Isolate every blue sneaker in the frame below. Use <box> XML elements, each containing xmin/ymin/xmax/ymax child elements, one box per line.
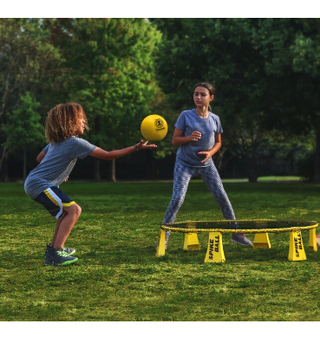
<box><xmin>44</xmin><ymin>245</ymin><xmax>78</xmax><ymax>266</ymax></box>
<box><xmin>45</xmin><ymin>244</ymin><xmax>76</xmax><ymax>256</ymax></box>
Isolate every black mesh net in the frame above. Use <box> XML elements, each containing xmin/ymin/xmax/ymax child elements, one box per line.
<box><xmin>163</xmin><ymin>220</ymin><xmax>318</xmax><ymax>232</ymax></box>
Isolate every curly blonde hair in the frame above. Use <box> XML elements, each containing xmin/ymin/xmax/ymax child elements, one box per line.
<box><xmin>45</xmin><ymin>102</ymin><xmax>89</xmax><ymax>143</ymax></box>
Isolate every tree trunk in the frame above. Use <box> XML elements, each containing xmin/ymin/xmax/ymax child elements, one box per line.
<box><xmin>0</xmin><ymin>149</ymin><xmax>10</xmax><ymax>182</ymax></box>
<box><xmin>106</xmin><ymin>148</ymin><xmax>117</xmax><ymax>182</ymax></box>
<box><xmin>94</xmin><ymin>159</ymin><xmax>101</xmax><ymax>181</ymax></box>
<box><xmin>109</xmin><ymin>159</ymin><xmax>116</xmax><ymax>183</ymax></box>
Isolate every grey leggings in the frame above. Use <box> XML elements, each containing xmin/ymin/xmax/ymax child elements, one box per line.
<box><xmin>163</xmin><ymin>161</ymin><xmax>236</xmax><ymax>224</ymax></box>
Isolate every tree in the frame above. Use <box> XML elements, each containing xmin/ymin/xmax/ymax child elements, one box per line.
<box><xmin>153</xmin><ymin>18</ymin><xmax>320</xmax><ymax>182</ymax></box>
<box><xmin>4</xmin><ymin>92</ymin><xmax>44</xmax><ymax>179</ymax></box>
<box><xmin>153</xmin><ymin>18</ymin><xmax>271</xmax><ymax>181</ymax></box>
<box><xmin>0</xmin><ymin>18</ymin><xmax>62</xmax><ymax>179</ymax></box>
<box><xmin>45</xmin><ymin>18</ymin><xmax>162</xmax><ymax>181</ymax></box>
<box><xmin>255</xmin><ymin>18</ymin><xmax>320</xmax><ymax>181</ymax></box>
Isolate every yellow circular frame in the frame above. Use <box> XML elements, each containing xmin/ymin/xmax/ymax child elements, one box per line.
<box><xmin>161</xmin><ymin>219</ymin><xmax>318</xmax><ymax>234</ymax></box>
<box><xmin>156</xmin><ymin>219</ymin><xmax>319</xmax><ymax>263</ymax></box>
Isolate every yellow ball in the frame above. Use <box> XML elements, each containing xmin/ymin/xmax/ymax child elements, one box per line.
<box><xmin>140</xmin><ymin>115</ymin><xmax>168</xmax><ymax>142</ymax></box>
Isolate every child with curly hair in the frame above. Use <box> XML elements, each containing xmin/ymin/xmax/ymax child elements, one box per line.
<box><xmin>24</xmin><ymin>102</ymin><xmax>157</xmax><ymax>266</ymax></box>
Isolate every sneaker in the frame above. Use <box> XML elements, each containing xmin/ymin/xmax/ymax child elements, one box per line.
<box><xmin>63</xmin><ymin>247</ymin><xmax>76</xmax><ymax>256</ymax></box>
<box><xmin>44</xmin><ymin>245</ymin><xmax>78</xmax><ymax>266</ymax></box>
<box><xmin>231</xmin><ymin>233</ymin><xmax>253</xmax><ymax>247</ymax></box>
<box><xmin>44</xmin><ymin>244</ymin><xmax>76</xmax><ymax>256</ymax></box>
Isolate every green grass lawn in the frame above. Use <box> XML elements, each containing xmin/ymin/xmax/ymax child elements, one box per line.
<box><xmin>1</xmin><ymin>180</ymin><xmax>320</xmax><ymax>321</ymax></box>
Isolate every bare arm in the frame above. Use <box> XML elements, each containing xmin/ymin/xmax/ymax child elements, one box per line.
<box><xmin>90</xmin><ymin>140</ymin><xmax>157</xmax><ymax>161</ymax></box>
<box><xmin>172</xmin><ymin>128</ymin><xmax>202</xmax><ymax>146</ymax></box>
<box><xmin>36</xmin><ymin>150</ymin><xmax>46</xmax><ymax>163</ymax></box>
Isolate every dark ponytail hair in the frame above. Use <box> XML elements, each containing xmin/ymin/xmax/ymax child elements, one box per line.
<box><xmin>193</xmin><ymin>82</ymin><xmax>215</xmax><ymax>96</ymax></box>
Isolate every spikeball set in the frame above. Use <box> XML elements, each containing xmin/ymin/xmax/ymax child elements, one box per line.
<box><xmin>140</xmin><ymin>114</ymin><xmax>168</xmax><ymax>142</ymax></box>
<box><xmin>142</xmin><ymin>116</ymin><xmax>319</xmax><ymax>263</ymax></box>
<box><xmin>155</xmin><ymin>220</ymin><xmax>319</xmax><ymax>263</ymax></box>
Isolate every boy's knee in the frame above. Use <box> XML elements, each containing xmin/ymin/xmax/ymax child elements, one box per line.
<box><xmin>74</xmin><ymin>204</ymin><xmax>82</xmax><ymax>217</ymax></box>
<box><xmin>68</xmin><ymin>203</ymin><xmax>82</xmax><ymax>217</ymax></box>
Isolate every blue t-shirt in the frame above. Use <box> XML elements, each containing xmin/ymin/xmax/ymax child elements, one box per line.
<box><xmin>24</xmin><ymin>136</ymin><xmax>96</xmax><ymax>199</ymax></box>
<box><xmin>175</xmin><ymin>109</ymin><xmax>223</xmax><ymax>167</ymax></box>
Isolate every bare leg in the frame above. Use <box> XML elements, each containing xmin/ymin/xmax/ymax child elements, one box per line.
<box><xmin>52</xmin><ymin>204</ymin><xmax>82</xmax><ymax>249</ymax></box>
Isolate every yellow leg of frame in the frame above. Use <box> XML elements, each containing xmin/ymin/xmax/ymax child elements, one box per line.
<box><xmin>183</xmin><ymin>222</ymin><xmax>200</xmax><ymax>251</ymax></box>
<box><xmin>155</xmin><ymin>229</ymin><xmax>166</xmax><ymax>257</ymax></box>
<box><xmin>204</xmin><ymin>232</ymin><xmax>226</xmax><ymax>263</ymax></box>
<box><xmin>253</xmin><ymin>232</ymin><xmax>271</xmax><ymax>249</ymax></box>
<box><xmin>309</xmin><ymin>227</ymin><xmax>318</xmax><ymax>252</ymax></box>
<box><xmin>288</xmin><ymin>231</ymin><xmax>307</xmax><ymax>261</ymax></box>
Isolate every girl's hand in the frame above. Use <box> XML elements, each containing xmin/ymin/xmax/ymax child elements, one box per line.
<box><xmin>190</xmin><ymin>131</ymin><xmax>202</xmax><ymax>142</ymax></box>
<box><xmin>136</xmin><ymin>140</ymin><xmax>157</xmax><ymax>150</ymax></box>
<box><xmin>198</xmin><ymin>135</ymin><xmax>222</xmax><ymax>162</ymax></box>
<box><xmin>198</xmin><ymin>150</ymin><xmax>214</xmax><ymax>163</ymax></box>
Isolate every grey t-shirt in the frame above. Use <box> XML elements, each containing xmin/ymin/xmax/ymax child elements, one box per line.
<box><xmin>175</xmin><ymin>109</ymin><xmax>223</xmax><ymax>167</ymax></box>
<box><xmin>24</xmin><ymin>136</ymin><xmax>96</xmax><ymax>199</ymax></box>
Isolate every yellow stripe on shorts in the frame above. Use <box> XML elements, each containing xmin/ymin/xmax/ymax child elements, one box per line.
<box><xmin>63</xmin><ymin>201</ymin><xmax>76</xmax><ymax>207</ymax></box>
<box><xmin>44</xmin><ymin>189</ymin><xmax>60</xmax><ymax>206</ymax></box>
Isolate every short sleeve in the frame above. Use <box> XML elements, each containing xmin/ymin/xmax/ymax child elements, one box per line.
<box><xmin>175</xmin><ymin>111</ymin><xmax>186</xmax><ymax>131</ymax></box>
<box><xmin>70</xmin><ymin>137</ymin><xmax>96</xmax><ymax>159</ymax></box>
<box><xmin>214</xmin><ymin>115</ymin><xmax>223</xmax><ymax>135</ymax></box>
<box><xmin>43</xmin><ymin>144</ymin><xmax>50</xmax><ymax>154</ymax></box>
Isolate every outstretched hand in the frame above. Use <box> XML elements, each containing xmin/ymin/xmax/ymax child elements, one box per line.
<box><xmin>136</xmin><ymin>140</ymin><xmax>157</xmax><ymax>150</ymax></box>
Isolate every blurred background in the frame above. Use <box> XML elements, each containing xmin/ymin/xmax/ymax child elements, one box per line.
<box><xmin>1</xmin><ymin>18</ymin><xmax>319</xmax><ymax>183</ymax></box>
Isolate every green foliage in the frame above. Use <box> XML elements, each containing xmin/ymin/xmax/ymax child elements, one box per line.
<box><xmin>46</xmin><ymin>18</ymin><xmax>162</xmax><ymax>148</ymax></box>
<box><xmin>0</xmin><ymin>18</ymin><xmax>166</xmax><ymax>180</ymax></box>
<box><xmin>0</xmin><ymin>18</ymin><xmax>63</xmax><ymax>175</ymax></box>
<box><xmin>4</xmin><ymin>92</ymin><xmax>44</xmax><ymax>150</ymax></box>
<box><xmin>152</xmin><ymin>18</ymin><xmax>320</xmax><ymax>181</ymax></box>
<box><xmin>2</xmin><ymin>18</ymin><xmax>320</xmax><ymax>181</ymax></box>
<box><xmin>0</xmin><ymin>18</ymin><xmax>62</xmax><ymax>117</ymax></box>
